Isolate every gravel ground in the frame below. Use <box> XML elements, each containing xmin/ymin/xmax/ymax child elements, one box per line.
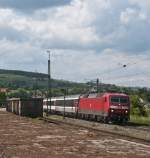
<box><xmin>0</xmin><ymin>110</ymin><xmax>150</xmax><ymax>158</ymax></box>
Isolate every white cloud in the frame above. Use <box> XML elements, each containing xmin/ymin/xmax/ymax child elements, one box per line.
<box><xmin>120</xmin><ymin>8</ymin><xmax>147</xmax><ymax>25</ymax></box>
<box><xmin>0</xmin><ymin>0</ymin><xmax>150</xmax><ymax>87</ymax></box>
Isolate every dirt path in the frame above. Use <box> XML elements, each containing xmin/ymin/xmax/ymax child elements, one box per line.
<box><xmin>0</xmin><ymin>111</ymin><xmax>150</xmax><ymax>158</ymax></box>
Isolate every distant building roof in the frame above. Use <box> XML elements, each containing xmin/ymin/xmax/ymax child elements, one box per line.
<box><xmin>0</xmin><ymin>88</ymin><xmax>9</xmax><ymax>93</ymax></box>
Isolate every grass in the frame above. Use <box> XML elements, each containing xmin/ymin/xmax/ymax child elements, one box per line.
<box><xmin>130</xmin><ymin>115</ymin><xmax>150</xmax><ymax>125</ymax></box>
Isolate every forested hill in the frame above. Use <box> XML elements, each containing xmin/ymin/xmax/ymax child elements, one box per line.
<box><xmin>0</xmin><ymin>69</ymin><xmax>48</xmax><ymax>78</ymax></box>
<box><xmin>0</xmin><ymin>69</ymin><xmax>85</xmax><ymax>89</ymax></box>
<box><xmin>0</xmin><ymin>69</ymin><xmax>149</xmax><ymax>96</ymax></box>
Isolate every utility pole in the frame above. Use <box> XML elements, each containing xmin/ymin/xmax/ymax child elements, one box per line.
<box><xmin>63</xmin><ymin>89</ymin><xmax>66</xmax><ymax>119</ymax></box>
<box><xmin>33</xmin><ymin>69</ymin><xmax>38</xmax><ymax>98</ymax></box>
<box><xmin>47</xmin><ymin>50</ymin><xmax>52</xmax><ymax>114</ymax></box>
<box><xmin>63</xmin><ymin>88</ymin><xmax>68</xmax><ymax>119</ymax></box>
<box><xmin>34</xmin><ymin>77</ymin><xmax>38</xmax><ymax>97</ymax></box>
<box><xmin>96</xmin><ymin>78</ymin><xmax>99</xmax><ymax>93</ymax></box>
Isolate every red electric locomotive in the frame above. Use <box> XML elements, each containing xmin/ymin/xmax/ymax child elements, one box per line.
<box><xmin>78</xmin><ymin>93</ymin><xmax>130</xmax><ymax>123</ymax></box>
<box><xmin>43</xmin><ymin>92</ymin><xmax>130</xmax><ymax>123</ymax></box>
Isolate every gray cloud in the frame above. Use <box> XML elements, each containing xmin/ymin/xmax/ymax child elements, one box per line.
<box><xmin>0</xmin><ymin>27</ymin><xmax>28</xmax><ymax>42</ymax></box>
<box><xmin>2</xmin><ymin>0</ymin><xmax>150</xmax><ymax>53</ymax></box>
<box><xmin>89</xmin><ymin>1</ymin><xmax>150</xmax><ymax>53</ymax></box>
<box><xmin>0</xmin><ymin>0</ymin><xmax>71</xmax><ymax>11</ymax></box>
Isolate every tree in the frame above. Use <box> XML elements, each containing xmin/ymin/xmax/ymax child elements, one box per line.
<box><xmin>8</xmin><ymin>88</ymin><xmax>32</xmax><ymax>99</ymax></box>
<box><xmin>0</xmin><ymin>92</ymin><xmax>7</xmax><ymax>107</ymax></box>
<box><xmin>130</xmin><ymin>95</ymin><xmax>147</xmax><ymax>116</ymax></box>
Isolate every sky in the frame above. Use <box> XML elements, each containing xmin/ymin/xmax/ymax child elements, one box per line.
<box><xmin>0</xmin><ymin>0</ymin><xmax>150</xmax><ymax>87</ymax></box>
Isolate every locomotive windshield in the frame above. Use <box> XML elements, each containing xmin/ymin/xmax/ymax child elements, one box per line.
<box><xmin>110</xmin><ymin>97</ymin><xmax>128</xmax><ymax>103</ymax></box>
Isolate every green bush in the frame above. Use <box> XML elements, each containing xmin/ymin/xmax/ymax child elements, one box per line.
<box><xmin>8</xmin><ymin>88</ymin><xmax>32</xmax><ymax>99</ymax></box>
<box><xmin>130</xmin><ymin>95</ymin><xmax>147</xmax><ymax>116</ymax></box>
<box><xmin>0</xmin><ymin>92</ymin><xmax>7</xmax><ymax>107</ymax></box>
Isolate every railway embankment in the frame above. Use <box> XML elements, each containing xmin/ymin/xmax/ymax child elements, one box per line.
<box><xmin>44</xmin><ymin>115</ymin><xmax>150</xmax><ymax>142</ymax></box>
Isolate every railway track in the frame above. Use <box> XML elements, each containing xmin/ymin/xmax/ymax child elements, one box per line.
<box><xmin>42</xmin><ymin>113</ymin><xmax>150</xmax><ymax>132</ymax></box>
<box><xmin>40</xmin><ymin>115</ymin><xmax>150</xmax><ymax>144</ymax></box>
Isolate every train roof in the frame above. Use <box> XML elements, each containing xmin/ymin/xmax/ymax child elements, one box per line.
<box><xmin>43</xmin><ymin>92</ymin><xmax>129</xmax><ymax>101</ymax></box>
<box><xmin>82</xmin><ymin>92</ymin><xmax>128</xmax><ymax>98</ymax></box>
<box><xmin>44</xmin><ymin>94</ymin><xmax>80</xmax><ymax>101</ymax></box>
<box><xmin>103</xmin><ymin>92</ymin><xmax>128</xmax><ymax>97</ymax></box>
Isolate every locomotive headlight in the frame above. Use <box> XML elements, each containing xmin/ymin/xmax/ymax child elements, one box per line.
<box><xmin>111</xmin><ymin>109</ymin><xmax>114</xmax><ymax>113</ymax></box>
<box><xmin>125</xmin><ymin>110</ymin><xmax>128</xmax><ymax>114</ymax></box>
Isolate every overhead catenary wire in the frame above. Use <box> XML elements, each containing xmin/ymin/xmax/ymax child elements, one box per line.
<box><xmin>93</xmin><ymin>54</ymin><xmax>150</xmax><ymax>87</ymax></box>
<box><xmin>97</xmin><ymin>53</ymin><xmax>150</xmax><ymax>77</ymax></box>
<box><xmin>102</xmin><ymin>70</ymin><xmax>150</xmax><ymax>81</ymax></box>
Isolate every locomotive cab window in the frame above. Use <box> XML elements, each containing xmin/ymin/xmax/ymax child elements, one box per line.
<box><xmin>110</xmin><ymin>97</ymin><xmax>128</xmax><ymax>103</ymax></box>
<box><xmin>110</xmin><ymin>97</ymin><xmax>119</xmax><ymax>103</ymax></box>
<box><xmin>120</xmin><ymin>98</ymin><xmax>128</xmax><ymax>103</ymax></box>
